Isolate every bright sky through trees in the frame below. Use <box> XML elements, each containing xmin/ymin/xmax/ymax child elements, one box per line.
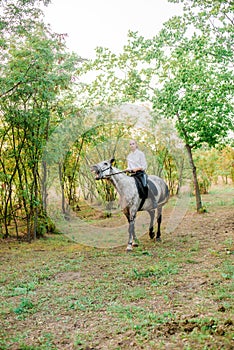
<box><xmin>43</xmin><ymin>0</ymin><xmax>182</xmax><ymax>58</ymax></box>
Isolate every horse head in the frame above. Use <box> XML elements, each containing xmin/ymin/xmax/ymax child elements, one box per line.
<box><xmin>91</xmin><ymin>158</ymin><xmax>115</xmax><ymax>180</ymax></box>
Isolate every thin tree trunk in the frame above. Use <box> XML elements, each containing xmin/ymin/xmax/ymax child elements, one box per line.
<box><xmin>10</xmin><ymin>196</ymin><xmax>19</xmax><ymax>239</ymax></box>
<box><xmin>67</xmin><ymin>136</ymin><xmax>85</xmax><ymax>206</ymax></box>
<box><xmin>59</xmin><ymin>163</ymin><xmax>66</xmax><ymax>214</ymax></box>
<box><xmin>41</xmin><ymin>160</ymin><xmax>47</xmax><ymax>212</ymax></box>
<box><xmin>13</xmin><ymin>127</ymin><xmax>31</xmax><ymax>239</ymax></box>
<box><xmin>185</xmin><ymin>144</ymin><xmax>203</xmax><ymax>212</ymax></box>
<box><xmin>158</xmin><ymin>149</ymin><xmax>168</xmax><ymax>177</ymax></box>
<box><xmin>41</xmin><ymin>115</ymin><xmax>50</xmax><ymax>213</ymax></box>
<box><xmin>33</xmin><ymin>163</ymin><xmax>38</xmax><ymax>240</ymax></box>
<box><xmin>3</xmin><ymin>185</ymin><xmax>10</xmax><ymax>238</ymax></box>
<box><xmin>20</xmin><ymin>157</ymin><xmax>31</xmax><ymax>241</ymax></box>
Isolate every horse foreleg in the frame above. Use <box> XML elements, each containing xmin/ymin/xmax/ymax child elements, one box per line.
<box><xmin>126</xmin><ymin>210</ymin><xmax>139</xmax><ymax>251</ymax></box>
<box><xmin>126</xmin><ymin>219</ymin><xmax>134</xmax><ymax>251</ymax></box>
<box><xmin>156</xmin><ymin>206</ymin><xmax>162</xmax><ymax>242</ymax></box>
<box><xmin>148</xmin><ymin>210</ymin><xmax>155</xmax><ymax>239</ymax></box>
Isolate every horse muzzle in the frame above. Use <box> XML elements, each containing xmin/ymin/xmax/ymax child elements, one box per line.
<box><xmin>91</xmin><ymin>165</ymin><xmax>103</xmax><ymax>180</ymax></box>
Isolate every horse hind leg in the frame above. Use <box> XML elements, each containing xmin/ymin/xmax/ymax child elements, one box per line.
<box><xmin>156</xmin><ymin>206</ymin><xmax>162</xmax><ymax>242</ymax></box>
<box><xmin>148</xmin><ymin>210</ymin><xmax>155</xmax><ymax>240</ymax></box>
<box><xmin>131</xmin><ymin>222</ymin><xmax>139</xmax><ymax>248</ymax></box>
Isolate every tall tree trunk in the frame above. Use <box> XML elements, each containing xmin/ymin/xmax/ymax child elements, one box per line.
<box><xmin>41</xmin><ymin>160</ymin><xmax>47</xmax><ymax>212</ymax></box>
<box><xmin>41</xmin><ymin>116</ymin><xmax>50</xmax><ymax>213</ymax></box>
<box><xmin>59</xmin><ymin>163</ymin><xmax>66</xmax><ymax>215</ymax></box>
<box><xmin>185</xmin><ymin>144</ymin><xmax>203</xmax><ymax>212</ymax></box>
<box><xmin>32</xmin><ymin>163</ymin><xmax>38</xmax><ymax>240</ymax></box>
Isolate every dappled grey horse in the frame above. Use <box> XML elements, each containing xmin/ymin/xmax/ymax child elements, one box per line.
<box><xmin>91</xmin><ymin>159</ymin><xmax>169</xmax><ymax>251</ymax></box>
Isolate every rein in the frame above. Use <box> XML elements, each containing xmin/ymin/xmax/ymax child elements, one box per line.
<box><xmin>99</xmin><ymin>164</ymin><xmax>128</xmax><ymax>179</ymax></box>
<box><xmin>103</xmin><ymin>169</ymin><xmax>127</xmax><ymax>178</ymax></box>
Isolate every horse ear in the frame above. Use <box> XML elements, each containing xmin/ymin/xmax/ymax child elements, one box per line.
<box><xmin>110</xmin><ymin>158</ymin><xmax>115</xmax><ymax>165</ymax></box>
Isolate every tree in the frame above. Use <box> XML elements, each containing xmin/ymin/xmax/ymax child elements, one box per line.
<box><xmin>0</xmin><ymin>0</ymin><xmax>82</xmax><ymax>238</ymax></box>
<box><xmin>78</xmin><ymin>1</ymin><xmax>234</xmax><ymax>212</ymax></box>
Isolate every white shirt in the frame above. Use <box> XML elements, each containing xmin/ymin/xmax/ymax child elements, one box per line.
<box><xmin>127</xmin><ymin>149</ymin><xmax>147</xmax><ymax>171</ymax></box>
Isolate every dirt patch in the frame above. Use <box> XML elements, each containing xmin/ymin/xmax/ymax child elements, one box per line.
<box><xmin>55</xmin><ymin>272</ymin><xmax>81</xmax><ymax>283</ymax></box>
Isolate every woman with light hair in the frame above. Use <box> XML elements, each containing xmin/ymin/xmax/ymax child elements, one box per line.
<box><xmin>126</xmin><ymin>139</ymin><xmax>147</xmax><ymax>173</ymax></box>
<box><xmin>125</xmin><ymin>139</ymin><xmax>157</xmax><ymax>209</ymax></box>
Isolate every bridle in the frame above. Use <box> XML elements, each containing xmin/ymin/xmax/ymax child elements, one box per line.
<box><xmin>95</xmin><ymin>164</ymin><xmax>127</xmax><ymax>179</ymax></box>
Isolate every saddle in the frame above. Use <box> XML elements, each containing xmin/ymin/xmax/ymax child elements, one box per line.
<box><xmin>132</xmin><ymin>171</ymin><xmax>158</xmax><ymax>210</ymax></box>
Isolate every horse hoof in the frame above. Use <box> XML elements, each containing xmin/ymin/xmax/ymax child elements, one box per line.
<box><xmin>132</xmin><ymin>240</ymin><xmax>139</xmax><ymax>247</ymax></box>
<box><xmin>156</xmin><ymin>237</ymin><xmax>161</xmax><ymax>242</ymax></box>
<box><xmin>126</xmin><ymin>244</ymin><xmax>133</xmax><ymax>252</ymax></box>
<box><xmin>149</xmin><ymin>232</ymin><xmax>155</xmax><ymax>240</ymax></box>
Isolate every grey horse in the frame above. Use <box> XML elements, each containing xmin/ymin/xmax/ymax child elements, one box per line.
<box><xmin>91</xmin><ymin>158</ymin><xmax>169</xmax><ymax>251</ymax></box>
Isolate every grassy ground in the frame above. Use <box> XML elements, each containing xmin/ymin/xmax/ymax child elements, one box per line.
<box><xmin>0</xmin><ymin>185</ymin><xmax>233</xmax><ymax>349</ymax></box>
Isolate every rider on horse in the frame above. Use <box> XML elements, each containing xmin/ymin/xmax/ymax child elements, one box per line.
<box><xmin>125</xmin><ymin>139</ymin><xmax>157</xmax><ymax>209</ymax></box>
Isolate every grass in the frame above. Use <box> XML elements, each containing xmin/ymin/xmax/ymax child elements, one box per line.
<box><xmin>0</xmin><ymin>185</ymin><xmax>233</xmax><ymax>349</ymax></box>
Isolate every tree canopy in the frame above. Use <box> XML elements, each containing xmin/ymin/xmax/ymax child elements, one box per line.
<box><xmin>78</xmin><ymin>0</ymin><xmax>233</xmax><ymax>210</ymax></box>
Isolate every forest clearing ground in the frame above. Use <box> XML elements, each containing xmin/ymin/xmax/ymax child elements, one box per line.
<box><xmin>0</xmin><ymin>185</ymin><xmax>233</xmax><ymax>349</ymax></box>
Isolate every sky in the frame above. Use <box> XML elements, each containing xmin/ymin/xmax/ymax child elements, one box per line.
<box><xmin>43</xmin><ymin>0</ymin><xmax>183</xmax><ymax>59</ymax></box>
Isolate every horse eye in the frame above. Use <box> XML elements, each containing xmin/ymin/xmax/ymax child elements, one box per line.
<box><xmin>103</xmin><ymin>162</ymin><xmax>108</xmax><ymax>166</ymax></box>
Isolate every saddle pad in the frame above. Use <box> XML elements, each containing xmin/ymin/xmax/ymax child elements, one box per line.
<box><xmin>148</xmin><ymin>178</ymin><xmax>158</xmax><ymax>196</ymax></box>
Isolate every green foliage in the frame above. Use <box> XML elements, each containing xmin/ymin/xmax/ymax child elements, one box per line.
<box><xmin>194</xmin><ymin>148</ymin><xmax>218</xmax><ymax>193</ymax></box>
<box><xmin>0</xmin><ymin>0</ymin><xmax>82</xmax><ymax>239</ymax></box>
<box><xmin>220</xmin><ymin>261</ymin><xmax>234</xmax><ymax>280</ymax></box>
<box><xmin>193</xmin><ymin>146</ymin><xmax>234</xmax><ymax>193</ymax></box>
<box><xmin>132</xmin><ymin>261</ymin><xmax>179</xmax><ymax>281</ymax></box>
<box><xmin>217</xmin><ymin>146</ymin><xmax>234</xmax><ymax>183</ymax></box>
<box><xmin>13</xmin><ymin>297</ymin><xmax>35</xmax><ymax>316</ymax></box>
